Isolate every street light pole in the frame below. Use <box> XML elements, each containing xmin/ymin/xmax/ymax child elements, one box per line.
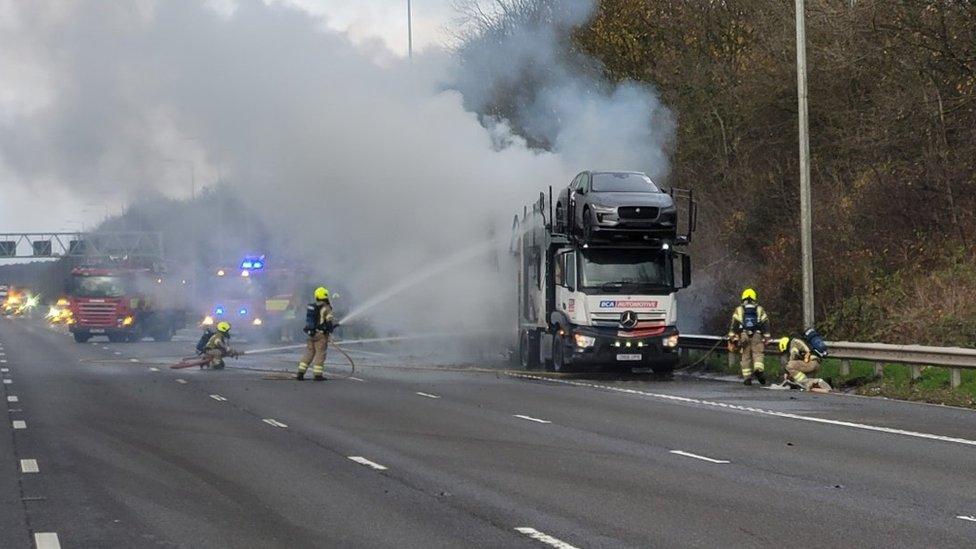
<box><xmin>407</xmin><ymin>0</ymin><xmax>413</xmax><ymax>58</ymax></box>
<box><xmin>795</xmin><ymin>0</ymin><xmax>815</xmax><ymax>329</ymax></box>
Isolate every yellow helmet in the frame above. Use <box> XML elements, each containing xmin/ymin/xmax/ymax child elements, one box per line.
<box><xmin>778</xmin><ymin>336</ymin><xmax>790</xmax><ymax>353</ymax></box>
<box><xmin>217</xmin><ymin>321</ymin><xmax>231</xmax><ymax>333</ymax></box>
<box><xmin>741</xmin><ymin>288</ymin><xmax>757</xmax><ymax>301</ymax></box>
<box><xmin>314</xmin><ymin>287</ymin><xmax>330</xmax><ymax>300</ymax></box>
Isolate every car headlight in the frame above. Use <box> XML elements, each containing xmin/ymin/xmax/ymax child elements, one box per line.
<box><xmin>202</xmin><ymin>316</ymin><xmax>214</xmax><ymax>326</ymax></box>
<box><xmin>663</xmin><ymin>334</ymin><xmax>679</xmax><ymax>348</ymax></box>
<box><xmin>574</xmin><ymin>333</ymin><xmax>596</xmax><ymax>348</ymax></box>
<box><xmin>252</xmin><ymin>318</ymin><xmax>263</xmax><ymax>326</ymax></box>
<box><xmin>590</xmin><ymin>204</ymin><xmax>616</xmax><ymax>214</ymax></box>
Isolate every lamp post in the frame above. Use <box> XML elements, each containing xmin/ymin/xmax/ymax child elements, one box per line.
<box><xmin>795</xmin><ymin>0</ymin><xmax>815</xmax><ymax>329</ymax></box>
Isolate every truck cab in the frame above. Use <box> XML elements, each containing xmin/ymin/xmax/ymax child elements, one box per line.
<box><xmin>514</xmin><ymin>187</ymin><xmax>694</xmax><ymax>374</ymax></box>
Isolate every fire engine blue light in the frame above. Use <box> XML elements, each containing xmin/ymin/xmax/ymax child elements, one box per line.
<box><xmin>240</xmin><ymin>255</ymin><xmax>266</xmax><ymax>271</ymax></box>
<box><xmin>215</xmin><ymin>307</ymin><xmax>225</xmax><ymax>316</ymax></box>
<box><xmin>239</xmin><ymin>308</ymin><xmax>247</xmax><ymax>316</ymax></box>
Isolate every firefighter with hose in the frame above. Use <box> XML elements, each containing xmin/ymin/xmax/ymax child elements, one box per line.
<box><xmin>777</xmin><ymin>331</ymin><xmax>832</xmax><ymax>392</ymax></box>
<box><xmin>205</xmin><ymin>321</ymin><xmax>242</xmax><ymax>369</ymax></box>
<box><xmin>296</xmin><ymin>287</ymin><xmax>338</xmax><ymax>381</ymax></box>
<box><xmin>728</xmin><ymin>288</ymin><xmax>770</xmax><ymax>385</ymax></box>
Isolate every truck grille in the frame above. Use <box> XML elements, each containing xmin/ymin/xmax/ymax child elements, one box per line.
<box><xmin>618</xmin><ymin>206</ymin><xmax>659</xmax><ymax>220</ymax></box>
<box><xmin>591</xmin><ymin>312</ymin><xmax>666</xmax><ymax>325</ymax></box>
<box><xmin>77</xmin><ymin>302</ymin><xmax>118</xmax><ymax>325</ymax></box>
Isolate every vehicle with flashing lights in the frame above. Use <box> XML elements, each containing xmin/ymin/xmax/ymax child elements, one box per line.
<box><xmin>512</xmin><ymin>182</ymin><xmax>696</xmax><ymax>374</ymax></box>
<box><xmin>65</xmin><ymin>266</ymin><xmax>191</xmax><ymax>343</ymax></box>
<box><xmin>198</xmin><ymin>256</ymin><xmax>303</xmax><ymax>342</ymax></box>
<box><xmin>46</xmin><ymin>297</ymin><xmax>74</xmax><ymax>325</ymax></box>
<box><xmin>2</xmin><ymin>287</ymin><xmax>39</xmax><ymax>316</ymax></box>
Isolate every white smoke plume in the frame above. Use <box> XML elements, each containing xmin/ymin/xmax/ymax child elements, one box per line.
<box><xmin>0</xmin><ymin>0</ymin><xmax>675</xmax><ymax>335</ymax></box>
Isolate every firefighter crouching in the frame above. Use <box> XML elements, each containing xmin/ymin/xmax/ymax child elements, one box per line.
<box><xmin>728</xmin><ymin>288</ymin><xmax>770</xmax><ymax>385</ymax></box>
<box><xmin>777</xmin><ymin>333</ymin><xmax>832</xmax><ymax>392</ymax></box>
<box><xmin>205</xmin><ymin>322</ymin><xmax>241</xmax><ymax>369</ymax></box>
<box><xmin>297</xmin><ymin>287</ymin><xmax>338</xmax><ymax>381</ymax></box>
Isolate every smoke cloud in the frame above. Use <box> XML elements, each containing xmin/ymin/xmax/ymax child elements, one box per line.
<box><xmin>0</xmin><ymin>0</ymin><xmax>675</xmax><ymax>336</ymax></box>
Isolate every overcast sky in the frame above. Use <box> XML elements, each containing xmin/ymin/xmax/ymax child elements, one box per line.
<box><xmin>0</xmin><ymin>0</ymin><xmax>456</xmax><ymax>233</ymax></box>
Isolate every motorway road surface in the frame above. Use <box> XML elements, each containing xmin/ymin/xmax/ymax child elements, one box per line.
<box><xmin>1</xmin><ymin>317</ymin><xmax>975</xmax><ymax>548</ymax></box>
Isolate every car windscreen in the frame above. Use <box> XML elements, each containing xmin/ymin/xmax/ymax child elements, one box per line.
<box><xmin>591</xmin><ymin>173</ymin><xmax>659</xmax><ymax>193</ymax></box>
<box><xmin>579</xmin><ymin>249</ymin><xmax>672</xmax><ymax>291</ymax></box>
<box><xmin>66</xmin><ymin>276</ymin><xmax>130</xmax><ymax>298</ymax></box>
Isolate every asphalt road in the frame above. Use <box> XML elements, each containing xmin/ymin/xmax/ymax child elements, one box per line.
<box><xmin>2</xmin><ymin>317</ymin><xmax>975</xmax><ymax>548</ymax></box>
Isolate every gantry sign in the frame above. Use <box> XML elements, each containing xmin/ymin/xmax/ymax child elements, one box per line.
<box><xmin>0</xmin><ymin>232</ymin><xmax>163</xmax><ymax>260</ymax></box>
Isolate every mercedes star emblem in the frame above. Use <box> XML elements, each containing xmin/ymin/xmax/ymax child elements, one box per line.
<box><xmin>620</xmin><ymin>310</ymin><xmax>638</xmax><ymax>329</ymax></box>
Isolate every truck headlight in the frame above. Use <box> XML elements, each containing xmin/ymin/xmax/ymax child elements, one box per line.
<box><xmin>252</xmin><ymin>318</ymin><xmax>263</xmax><ymax>326</ymax></box>
<box><xmin>663</xmin><ymin>334</ymin><xmax>679</xmax><ymax>348</ymax></box>
<box><xmin>574</xmin><ymin>333</ymin><xmax>596</xmax><ymax>348</ymax></box>
<box><xmin>202</xmin><ymin>316</ymin><xmax>214</xmax><ymax>326</ymax></box>
<box><xmin>122</xmin><ymin>316</ymin><xmax>134</xmax><ymax>326</ymax></box>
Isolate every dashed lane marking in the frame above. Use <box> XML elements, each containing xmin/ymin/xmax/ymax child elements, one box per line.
<box><xmin>514</xmin><ymin>414</ymin><xmax>552</xmax><ymax>424</ymax></box>
<box><xmin>348</xmin><ymin>456</ymin><xmax>388</xmax><ymax>470</ymax></box>
<box><xmin>209</xmin><ymin>394</ymin><xmax>228</xmax><ymax>402</ymax></box>
<box><xmin>12</xmin><ymin>420</ymin><xmax>26</xmax><ymax>429</ymax></box>
<box><xmin>20</xmin><ymin>459</ymin><xmax>39</xmax><ymax>473</ymax></box>
<box><xmin>514</xmin><ymin>527</ymin><xmax>580</xmax><ymax>549</ymax></box>
<box><xmin>511</xmin><ymin>374</ymin><xmax>976</xmax><ymax>448</ymax></box>
<box><xmin>175</xmin><ymin>379</ymin><xmax>188</xmax><ymax>384</ymax></box>
<box><xmin>3</xmin><ymin>379</ymin><xmax>11</xmax><ymax>385</ymax></box>
<box><xmin>7</xmin><ymin>396</ymin><xmax>18</xmax><ymax>403</ymax></box>
<box><xmin>670</xmin><ymin>450</ymin><xmax>730</xmax><ymax>464</ymax></box>
<box><xmin>113</xmin><ymin>352</ymin><xmax>122</xmax><ymax>355</ymax></box>
<box><xmin>34</xmin><ymin>532</ymin><xmax>61</xmax><ymax>549</ymax></box>
<box><xmin>958</xmin><ymin>515</ymin><xmax>976</xmax><ymax>523</ymax></box>
<box><xmin>262</xmin><ymin>418</ymin><xmax>288</xmax><ymax>428</ymax></box>
<box><xmin>0</xmin><ymin>368</ymin><xmax>8</xmax><ymax>372</ymax></box>
<box><xmin>129</xmin><ymin>359</ymin><xmax>139</xmax><ymax>363</ymax></box>
<box><xmin>415</xmin><ymin>392</ymin><xmax>441</xmax><ymax>399</ymax></box>
<box><xmin>149</xmin><ymin>367</ymin><xmax>159</xmax><ymax>372</ymax></box>
<box><xmin>348</xmin><ymin>376</ymin><xmax>365</xmax><ymax>382</ymax></box>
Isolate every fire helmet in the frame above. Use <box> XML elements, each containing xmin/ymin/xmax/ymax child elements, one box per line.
<box><xmin>314</xmin><ymin>287</ymin><xmax>330</xmax><ymax>301</ymax></box>
<box><xmin>217</xmin><ymin>321</ymin><xmax>231</xmax><ymax>333</ymax></box>
<box><xmin>741</xmin><ymin>288</ymin><xmax>757</xmax><ymax>302</ymax></box>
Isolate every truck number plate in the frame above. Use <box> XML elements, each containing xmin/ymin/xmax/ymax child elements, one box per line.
<box><xmin>616</xmin><ymin>353</ymin><xmax>642</xmax><ymax>361</ymax></box>
<box><xmin>90</xmin><ymin>329</ymin><xmax>105</xmax><ymax>334</ymax></box>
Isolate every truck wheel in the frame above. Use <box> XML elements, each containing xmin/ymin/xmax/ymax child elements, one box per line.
<box><xmin>107</xmin><ymin>333</ymin><xmax>127</xmax><ymax>343</ymax></box>
<box><xmin>652</xmin><ymin>359</ymin><xmax>677</xmax><ymax>378</ymax></box>
<box><xmin>551</xmin><ymin>333</ymin><xmax>569</xmax><ymax>373</ymax></box>
<box><xmin>519</xmin><ymin>330</ymin><xmax>539</xmax><ymax>370</ymax></box>
<box><xmin>73</xmin><ymin>332</ymin><xmax>91</xmax><ymax>343</ymax></box>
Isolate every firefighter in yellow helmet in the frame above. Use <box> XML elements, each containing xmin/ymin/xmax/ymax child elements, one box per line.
<box><xmin>728</xmin><ymin>288</ymin><xmax>770</xmax><ymax>385</ymax></box>
<box><xmin>204</xmin><ymin>321</ymin><xmax>241</xmax><ymax>369</ymax></box>
<box><xmin>778</xmin><ymin>336</ymin><xmax>831</xmax><ymax>392</ymax></box>
<box><xmin>297</xmin><ymin>287</ymin><xmax>337</xmax><ymax>381</ymax></box>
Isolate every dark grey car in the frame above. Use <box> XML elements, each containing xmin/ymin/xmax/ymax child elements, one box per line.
<box><xmin>555</xmin><ymin>171</ymin><xmax>677</xmax><ymax>241</ymax></box>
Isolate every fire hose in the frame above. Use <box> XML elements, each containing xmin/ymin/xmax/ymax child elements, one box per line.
<box><xmin>170</xmin><ymin>342</ymin><xmax>357</xmax><ymax>379</ymax></box>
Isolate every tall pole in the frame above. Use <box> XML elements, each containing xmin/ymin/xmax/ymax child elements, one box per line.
<box><xmin>795</xmin><ymin>0</ymin><xmax>815</xmax><ymax>328</ymax></box>
<box><xmin>407</xmin><ymin>0</ymin><xmax>413</xmax><ymax>58</ymax></box>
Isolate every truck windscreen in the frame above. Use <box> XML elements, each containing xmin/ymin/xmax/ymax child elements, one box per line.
<box><xmin>66</xmin><ymin>276</ymin><xmax>130</xmax><ymax>298</ymax></box>
<box><xmin>579</xmin><ymin>249</ymin><xmax>672</xmax><ymax>291</ymax></box>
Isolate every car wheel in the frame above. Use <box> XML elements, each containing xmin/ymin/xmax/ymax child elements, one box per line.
<box><xmin>582</xmin><ymin>208</ymin><xmax>593</xmax><ymax>241</ymax></box>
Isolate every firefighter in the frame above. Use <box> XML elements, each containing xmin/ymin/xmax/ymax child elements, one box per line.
<box><xmin>778</xmin><ymin>336</ymin><xmax>832</xmax><ymax>392</ymax></box>
<box><xmin>205</xmin><ymin>321</ymin><xmax>241</xmax><ymax>369</ymax></box>
<box><xmin>297</xmin><ymin>287</ymin><xmax>337</xmax><ymax>381</ymax></box>
<box><xmin>728</xmin><ymin>288</ymin><xmax>770</xmax><ymax>385</ymax></box>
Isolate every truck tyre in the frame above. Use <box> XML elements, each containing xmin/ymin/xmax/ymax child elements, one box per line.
<box><xmin>73</xmin><ymin>332</ymin><xmax>91</xmax><ymax>343</ymax></box>
<box><xmin>550</xmin><ymin>333</ymin><xmax>569</xmax><ymax>373</ymax></box>
<box><xmin>108</xmin><ymin>333</ymin><xmax>127</xmax><ymax>343</ymax></box>
<box><xmin>652</xmin><ymin>358</ymin><xmax>678</xmax><ymax>377</ymax></box>
<box><xmin>519</xmin><ymin>330</ymin><xmax>540</xmax><ymax>370</ymax></box>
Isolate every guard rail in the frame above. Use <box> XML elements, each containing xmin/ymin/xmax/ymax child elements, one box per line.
<box><xmin>679</xmin><ymin>335</ymin><xmax>976</xmax><ymax>388</ymax></box>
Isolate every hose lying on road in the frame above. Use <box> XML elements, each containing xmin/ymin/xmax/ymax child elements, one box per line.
<box><xmin>169</xmin><ymin>341</ymin><xmax>357</xmax><ymax>379</ymax></box>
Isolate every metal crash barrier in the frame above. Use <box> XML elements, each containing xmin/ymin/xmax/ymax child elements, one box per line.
<box><xmin>679</xmin><ymin>335</ymin><xmax>976</xmax><ymax>388</ymax></box>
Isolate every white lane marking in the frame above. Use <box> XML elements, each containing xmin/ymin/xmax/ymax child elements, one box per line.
<box><xmin>0</xmin><ymin>359</ymin><xmax>6</xmax><ymax>363</ymax></box>
<box><xmin>129</xmin><ymin>359</ymin><xmax>139</xmax><ymax>363</ymax></box>
<box><xmin>514</xmin><ymin>414</ymin><xmax>552</xmax><ymax>424</ymax></box>
<box><xmin>511</xmin><ymin>374</ymin><xmax>976</xmax><ymax>448</ymax></box>
<box><xmin>0</xmin><ymin>368</ymin><xmax>8</xmax><ymax>372</ymax></box>
<box><xmin>415</xmin><ymin>392</ymin><xmax>441</xmax><ymax>399</ymax></box>
<box><xmin>958</xmin><ymin>515</ymin><xmax>976</xmax><ymax>523</ymax></box>
<box><xmin>175</xmin><ymin>379</ymin><xmax>187</xmax><ymax>384</ymax></box>
<box><xmin>514</xmin><ymin>527</ymin><xmax>580</xmax><ymax>549</ymax></box>
<box><xmin>34</xmin><ymin>532</ymin><xmax>61</xmax><ymax>549</ymax></box>
<box><xmin>113</xmin><ymin>352</ymin><xmax>122</xmax><ymax>355</ymax></box>
<box><xmin>348</xmin><ymin>456</ymin><xmax>388</xmax><ymax>470</ymax></box>
<box><xmin>12</xmin><ymin>420</ymin><xmax>26</xmax><ymax>429</ymax></box>
<box><xmin>0</xmin><ymin>352</ymin><xmax>5</xmax><ymax>356</ymax></box>
<box><xmin>348</xmin><ymin>376</ymin><xmax>365</xmax><ymax>382</ymax></box>
<box><xmin>102</xmin><ymin>346</ymin><xmax>109</xmax><ymax>350</ymax></box>
<box><xmin>209</xmin><ymin>394</ymin><xmax>228</xmax><ymax>402</ymax></box>
<box><xmin>2</xmin><ymin>379</ymin><xmax>11</xmax><ymax>384</ymax></box>
<box><xmin>263</xmin><ymin>418</ymin><xmax>288</xmax><ymax>428</ymax></box>
<box><xmin>670</xmin><ymin>450</ymin><xmax>730</xmax><ymax>464</ymax></box>
<box><xmin>20</xmin><ymin>459</ymin><xmax>39</xmax><ymax>473</ymax></box>
<box><xmin>7</xmin><ymin>396</ymin><xmax>18</xmax><ymax>403</ymax></box>
<box><xmin>149</xmin><ymin>367</ymin><xmax>159</xmax><ymax>372</ymax></box>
